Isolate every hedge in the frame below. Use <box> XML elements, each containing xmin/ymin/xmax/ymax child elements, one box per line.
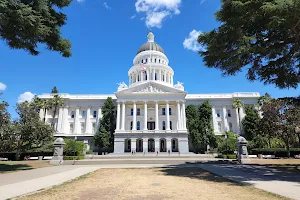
<box><xmin>63</xmin><ymin>156</ymin><xmax>85</xmax><ymax>160</ymax></box>
<box><xmin>0</xmin><ymin>151</ymin><xmax>53</xmax><ymax>161</ymax></box>
<box><xmin>250</xmin><ymin>148</ymin><xmax>300</xmax><ymax>157</ymax></box>
<box><xmin>216</xmin><ymin>154</ymin><xmax>236</xmax><ymax>159</ymax></box>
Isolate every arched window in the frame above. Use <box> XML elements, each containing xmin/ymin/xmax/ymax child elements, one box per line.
<box><xmin>170</xmin><ymin>121</ymin><xmax>172</xmax><ymax>130</ymax></box>
<box><xmin>138</xmin><ymin>75</ymin><xmax>140</xmax><ymax>81</ymax></box>
<box><xmin>144</xmin><ymin>71</ymin><xmax>147</xmax><ymax>80</ymax></box>
<box><xmin>155</xmin><ymin>58</ymin><xmax>157</xmax><ymax>63</ymax></box>
<box><xmin>155</xmin><ymin>73</ymin><xmax>157</xmax><ymax>80</ymax></box>
<box><xmin>159</xmin><ymin>59</ymin><xmax>161</xmax><ymax>63</ymax></box>
<box><xmin>169</xmin><ymin>108</ymin><xmax>172</xmax><ymax>115</ymax></box>
<box><xmin>162</xmin><ymin>75</ymin><xmax>165</xmax><ymax>81</ymax></box>
<box><xmin>137</xmin><ymin>121</ymin><xmax>140</xmax><ymax>130</ymax></box>
<box><xmin>162</xmin><ymin>121</ymin><xmax>166</xmax><ymax>130</ymax></box>
<box><xmin>130</xmin><ymin>121</ymin><xmax>133</xmax><ymax>130</ymax></box>
<box><xmin>131</xmin><ymin>108</ymin><xmax>133</xmax><ymax>116</ymax></box>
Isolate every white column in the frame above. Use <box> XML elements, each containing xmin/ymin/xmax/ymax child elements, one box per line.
<box><xmin>155</xmin><ymin>101</ymin><xmax>159</xmax><ymax>130</ymax></box>
<box><xmin>164</xmin><ymin>70</ymin><xmax>167</xmax><ymax>82</ymax></box>
<box><xmin>167</xmin><ymin>138</ymin><xmax>172</xmax><ymax>152</ymax></box>
<box><xmin>177</xmin><ymin>101</ymin><xmax>181</xmax><ymax>130</ymax></box>
<box><xmin>39</xmin><ymin>109</ymin><xmax>44</xmax><ymax>120</ymax></box>
<box><xmin>235</xmin><ymin>108</ymin><xmax>240</xmax><ymax>134</ymax></box>
<box><xmin>96</xmin><ymin>107</ymin><xmax>102</xmax><ymax>131</ymax></box>
<box><xmin>155</xmin><ymin>138</ymin><xmax>159</xmax><ymax>152</ymax></box>
<box><xmin>222</xmin><ymin>106</ymin><xmax>228</xmax><ymax>133</ymax></box>
<box><xmin>57</xmin><ymin>107</ymin><xmax>63</xmax><ymax>132</ymax></box>
<box><xmin>152</xmin><ymin>68</ymin><xmax>155</xmax><ymax>80</ymax></box>
<box><xmin>143</xmin><ymin>101</ymin><xmax>148</xmax><ymax>130</ymax></box>
<box><xmin>140</xmin><ymin>71</ymin><xmax>143</xmax><ymax>81</ymax></box>
<box><xmin>166</xmin><ymin>101</ymin><xmax>170</xmax><ymax>130</ymax></box>
<box><xmin>159</xmin><ymin>70</ymin><xmax>162</xmax><ymax>81</ymax></box>
<box><xmin>129</xmin><ymin>75</ymin><xmax>131</xmax><ymax>85</ymax></box>
<box><xmin>131</xmin><ymin>138</ymin><xmax>136</xmax><ymax>152</ymax></box>
<box><xmin>212</xmin><ymin>106</ymin><xmax>218</xmax><ymax>133</ymax></box>
<box><xmin>171</xmin><ymin>75</ymin><xmax>173</xmax><ymax>85</ymax></box>
<box><xmin>121</xmin><ymin>102</ymin><xmax>126</xmax><ymax>130</ymax></box>
<box><xmin>116</xmin><ymin>102</ymin><xmax>121</xmax><ymax>131</ymax></box>
<box><xmin>135</xmin><ymin>72</ymin><xmax>138</xmax><ymax>82</ymax></box>
<box><xmin>147</xmin><ymin>69</ymin><xmax>150</xmax><ymax>81</ymax></box>
<box><xmin>143</xmin><ymin>138</ymin><xmax>148</xmax><ymax>153</ymax></box>
<box><xmin>75</xmin><ymin>107</ymin><xmax>80</xmax><ymax>134</ymax></box>
<box><xmin>85</xmin><ymin>107</ymin><xmax>91</xmax><ymax>133</ymax></box>
<box><xmin>182</xmin><ymin>101</ymin><xmax>187</xmax><ymax>130</ymax></box>
<box><xmin>63</xmin><ymin>107</ymin><xmax>69</xmax><ymax>133</ymax></box>
<box><xmin>133</xmin><ymin>101</ymin><xmax>137</xmax><ymax>131</ymax></box>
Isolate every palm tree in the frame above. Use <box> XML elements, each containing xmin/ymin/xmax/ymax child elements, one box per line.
<box><xmin>50</xmin><ymin>94</ymin><xmax>64</xmax><ymax>129</ymax></box>
<box><xmin>31</xmin><ymin>97</ymin><xmax>50</xmax><ymax>122</ymax></box>
<box><xmin>232</xmin><ymin>98</ymin><xmax>244</xmax><ymax>134</ymax></box>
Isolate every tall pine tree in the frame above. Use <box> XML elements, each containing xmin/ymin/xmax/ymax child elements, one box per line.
<box><xmin>242</xmin><ymin>105</ymin><xmax>260</xmax><ymax>140</ymax></box>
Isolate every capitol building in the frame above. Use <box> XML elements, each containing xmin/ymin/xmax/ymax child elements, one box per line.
<box><xmin>39</xmin><ymin>31</ymin><xmax>260</xmax><ymax>153</ymax></box>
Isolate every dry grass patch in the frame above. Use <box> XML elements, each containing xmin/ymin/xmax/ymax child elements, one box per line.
<box><xmin>0</xmin><ymin>161</ymin><xmax>52</xmax><ymax>174</ymax></box>
<box><xmin>19</xmin><ymin>168</ymin><xmax>287</xmax><ymax>200</ymax></box>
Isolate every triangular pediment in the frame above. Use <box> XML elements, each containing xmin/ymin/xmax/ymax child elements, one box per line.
<box><xmin>116</xmin><ymin>81</ymin><xmax>186</xmax><ymax>96</ymax></box>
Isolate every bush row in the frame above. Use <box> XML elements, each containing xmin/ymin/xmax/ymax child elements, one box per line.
<box><xmin>0</xmin><ymin>151</ymin><xmax>53</xmax><ymax>161</ymax></box>
<box><xmin>250</xmin><ymin>148</ymin><xmax>300</xmax><ymax>157</ymax></box>
<box><xmin>63</xmin><ymin>156</ymin><xmax>85</xmax><ymax>160</ymax></box>
<box><xmin>216</xmin><ymin>154</ymin><xmax>236</xmax><ymax>159</ymax></box>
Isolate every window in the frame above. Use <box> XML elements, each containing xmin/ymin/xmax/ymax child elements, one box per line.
<box><xmin>137</xmin><ymin>121</ymin><xmax>140</xmax><ymax>130</ymax></box>
<box><xmin>82</xmin><ymin>111</ymin><xmax>86</xmax><ymax>118</ymax></box>
<box><xmin>162</xmin><ymin>75</ymin><xmax>165</xmax><ymax>81</ymax></box>
<box><xmin>229</xmin><ymin>122</ymin><xmax>233</xmax><ymax>131</ymax></box>
<box><xmin>162</xmin><ymin>121</ymin><xmax>166</xmax><ymax>130</ymax></box>
<box><xmin>217</xmin><ymin>122</ymin><xmax>222</xmax><ymax>132</ymax></box>
<box><xmin>155</xmin><ymin>58</ymin><xmax>157</xmax><ymax>63</ymax></box>
<box><xmin>137</xmin><ymin>108</ymin><xmax>141</xmax><ymax>116</ymax></box>
<box><xmin>162</xmin><ymin>108</ymin><xmax>166</xmax><ymax>115</ymax></box>
<box><xmin>138</xmin><ymin>75</ymin><xmax>140</xmax><ymax>81</ymax></box>
<box><xmin>130</xmin><ymin>121</ymin><xmax>133</xmax><ymax>130</ymax></box>
<box><xmin>69</xmin><ymin>123</ymin><xmax>73</xmax><ymax>133</ymax></box>
<box><xmin>170</xmin><ymin>121</ymin><xmax>172</xmax><ymax>130</ymax></box>
<box><xmin>92</xmin><ymin>123</ymin><xmax>96</xmax><ymax>134</ymax></box>
<box><xmin>159</xmin><ymin>59</ymin><xmax>161</xmax><ymax>63</ymax></box>
<box><xmin>81</xmin><ymin>123</ymin><xmax>85</xmax><ymax>133</ymax></box>
<box><xmin>71</xmin><ymin>111</ymin><xmax>75</xmax><ymax>118</ymax></box>
<box><xmin>144</xmin><ymin>71</ymin><xmax>147</xmax><ymax>80</ymax></box>
<box><xmin>155</xmin><ymin>73</ymin><xmax>157</xmax><ymax>80</ymax></box>
<box><xmin>216</xmin><ymin>110</ymin><xmax>221</xmax><ymax>117</ymax></box>
<box><xmin>145</xmin><ymin>59</ymin><xmax>148</xmax><ymax>63</ymax></box>
<box><xmin>93</xmin><ymin>111</ymin><xmax>97</xmax><ymax>118</ymax></box>
<box><xmin>131</xmin><ymin>108</ymin><xmax>133</xmax><ymax>116</ymax></box>
<box><xmin>227</xmin><ymin>110</ymin><xmax>231</xmax><ymax>117</ymax></box>
<box><xmin>169</xmin><ymin>108</ymin><xmax>172</xmax><ymax>115</ymax></box>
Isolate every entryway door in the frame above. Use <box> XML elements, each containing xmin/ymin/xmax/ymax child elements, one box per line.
<box><xmin>147</xmin><ymin>122</ymin><xmax>155</xmax><ymax>130</ymax></box>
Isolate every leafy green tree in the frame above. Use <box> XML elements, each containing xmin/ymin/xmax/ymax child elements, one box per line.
<box><xmin>94</xmin><ymin>97</ymin><xmax>116</xmax><ymax>151</ymax></box>
<box><xmin>14</xmin><ymin>101</ymin><xmax>53</xmax><ymax>160</ymax></box>
<box><xmin>0</xmin><ymin>0</ymin><xmax>72</xmax><ymax>57</ymax></box>
<box><xmin>258</xmin><ymin>93</ymin><xmax>272</xmax><ymax>107</ymax></box>
<box><xmin>186</xmin><ymin>105</ymin><xmax>201</xmax><ymax>150</ymax></box>
<box><xmin>0</xmin><ymin>93</ymin><xmax>14</xmax><ymax>152</ymax></box>
<box><xmin>49</xmin><ymin>87</ymin><xmax>64</xmax><ymax>129</ymax></box>
<box><xmin>198</xmin><ymin>0</ymin><xmax>300</xmax><ymax>89</ymax></box>
<box><xmin>232</xmin><ymin>98</ymin><xmax>244</xmax><ymax>134</ymax></box>
<box><xmin>217</xmin><ymin>132</ymin><xmax>237</xmax><ymax>154</ymax></box>
<box><xmin>242</xmin><ymin>105</ymin><xmax>260</xmax><ymax>140</ymax></box>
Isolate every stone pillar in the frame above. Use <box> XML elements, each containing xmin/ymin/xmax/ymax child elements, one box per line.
<box><xmin>75</xmin><ymin>107</ymin><xmax>80</xmax><ymax>134</ymax></box>
<box><xmin>85</xmin><ymin>107</ymin><xmax>91</xmax><ymax>133</ymax></box>
<box><xmin>143</xmin><ymin>101</ymin><xmax>148</xmax><ymax>130</ymax></box>
<box><xmin>143</xmin><ymin>138</ymin><xmax>148</xmax><ymax>153</ymax></box>
<box><xmin>57</xmin><ymin>107</ymin><xmax>63</xmax><ymax>132</ymax></box>
<box><xmin>63</xmin><ymin>107</ymin><xmax>69</xmax><ymax>133</ymax></box>
<box><xmin>50</xmin><ymin>138</ymin><xmax>65</xmax><ymax>165</ymax></box>
<box><xmin>133</xmin><ymin>101</ymin><xmax>137</xmax><ymax>131</ymax></box>
<box><xmin>121</xmin><ymin>102</ymin><xmax>126</xmax><ymax>130</ymax></box>
<box><xmin>222</xmin><ymin>106</ymin><xmax>228</xmax><ymax>133</ymax></box>
<box><xmin>167</xmin><ymin>138</ymin><xmax>172</xmax><ymax>153</ymax></box>
<box><xmin>237</xmin><ymin>136</ymin><xmax>249</xmax><ymax>163</ymax></box>
<box><xmin>116</xmin><ymin>102</ymin><xmax>121</xmax><ymax>131</ymax></box>
<box><xmin>131</xmin><ymin>138</ymin><xmax>136</xmax><ymax>152</ymax></box>
<box><xmin>114</xmin><ymin>137</ymin><xmax>125</xmax><ymax>154</ymax></box>
<box><xmin>177</xmin><ymin>101</ymin><xmax>181</xmax><ymax>130</ymax></box>
<box><xmin>166</xmin><ymin>101</ymin><xmax>170</xmax><ymax>130</ymax></box>
<box><xmin>182</xmin><ymin>101</ymin><xmax>187</xmax><ymax>130</ymax></box>
<box><xmin>155</xmin><ymin>101</ymin><xmax>159</xmax><ymax>130</ymax></box>
<box><xmin>155</xmin><ymin>138</ymin><xmax>160</xmax><ymax>153</ymax></box>
<box><xmin>96</xmin><ymin>107</ymin><xmax>102</xmax><ymax>131</ymax></box>
<box><xmin>212</xmin><ymin>106</ymin><xmax>218</xmax><ymax>134</ymax></box>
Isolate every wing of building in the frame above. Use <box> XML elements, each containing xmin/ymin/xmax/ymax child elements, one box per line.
<box><xmin>38</xmin><ymin>31</ymin><xmax>260</xmax><ymax>153</ymax></box>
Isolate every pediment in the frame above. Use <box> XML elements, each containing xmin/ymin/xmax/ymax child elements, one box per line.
<box><xmin>116</xmin><ymin>81</ymin><xmax>186</xmax><ymax>96</ymax></box>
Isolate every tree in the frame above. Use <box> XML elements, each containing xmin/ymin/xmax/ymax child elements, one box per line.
<box><xmin>94</xmin><ymin>97</ymin><xmax>116</xmax><ymax>151</ymax></box>
<box><xmin>64</xmin><ymin>139</ymin><xmax>86</xmax><ymax>156</ymax></box>
<box><xmin>13</xmin><ymin>101</ymin><xmax>53</xmax><ymax>160</ymax></box>
<box><xmin>260</xmin><ymin>98</ymin><xmax>300</xmax><ymax>157</ymax></box>
<box><xmin>198</xmin><ymin>0</ymin><xmax>300</xmax><ymax>89</ymax></box>
<box><xmin>49</xmin><ymin>87</ymin><xmax>64</xmax><ymax>129</ymax></box>
<box><xmin>232</xmin><ymin>98</ymin><xmax>244</xmax><ymax>134</ymax></box>
<box><xmin>258</xmin><ymin>93</ymin><xmax>272</xmax><ymax>107</ymax></box>
<box><xmin>217</xmin><ymin>131</ymin><xmax>237</xmax><ymax>154</ymax></box>
<box><xmin>242</xmin><ymin>105</ymin><xmax>260</xmax><ymax>140</ymax></box>
<box><xmin>0</xmin><ymin>0</ymin><xmax>72</xmax><ymax>57</ymax></box>
<box><xmin>51</xmin><ymin>86</ymin><xmax>58</xmax><ymax>94</ymax></box>
<box><xmin>0</xmin><ymin>93</ymin><xmax>14</xmax><ymax>152</ymax></box>
<box><xmin>186</xmin><ymin>105</ymin><xmax>201</xmax><ymax>150</ymax></box>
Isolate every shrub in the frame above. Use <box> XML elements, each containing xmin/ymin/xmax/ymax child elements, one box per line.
<box><xmin>86</xmin><ymin>150</ymin><xmax>94</xmax><ymax>155</ymax></box>
<box><xmin>216</xmin><ymin>154</ymin><xmax>236</xmax><ymax>159</ymax></box>
<box><xmin>63</xmin><ymin>156</ymin><xmax>84</xmax><ymax>160</ymax></box>
<box><xmin>64</xmin><ymin>139</ymin><xmax>87</xmax><ymax>156</ymax></box>
<box><xmin>216</xmin><ymin>132</ymin><xmax>237</xmax><ymax>154</ymax></box>
<box><xmin>250</xmin><ymin>148</ymin><xmax>300</xmax><ymax>157</ymax></box>
<box><xmin>0</xmin><ymin>151</ymin><xmax>53</xmax><ymax>161</ymax></box>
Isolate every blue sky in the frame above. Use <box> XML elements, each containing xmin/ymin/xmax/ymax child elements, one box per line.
<box><xmin>0</xmin><ymin>0</ymin><xmax>299</xmax><ymax>118</ymax></box>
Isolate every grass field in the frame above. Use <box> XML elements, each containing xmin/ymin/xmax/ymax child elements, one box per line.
<box><xmin>0</xmin><ymin>161</ymin><xmax>52</xmax><ymax>174</ymax></box>
<box><xmin>19</xmin><ymin>168</ymin><xmax>287</xmax><ymax>200</ymax></box>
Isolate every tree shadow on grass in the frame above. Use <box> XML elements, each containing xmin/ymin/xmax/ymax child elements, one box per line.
<box><xmin>0</xmin><ymin>164</ymin><xmax>33</xmax><ymax>173</ymax></box>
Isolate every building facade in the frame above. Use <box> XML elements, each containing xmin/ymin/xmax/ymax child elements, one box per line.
<box><xmin>39</xmin><ymin>31</ymin><xmax>260</xmax><ymax>153</ymax></box>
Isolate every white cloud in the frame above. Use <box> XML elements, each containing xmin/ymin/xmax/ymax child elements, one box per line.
<box><xmin>103</xmin><ymin>2</ymin><xmax>111</xmax><ymax>10</ymax></box>
<box><xmin>0</xmin><ymin>82</ymin><xmax>7</xmax><ymax>91</ymax></box>
<box><xmin>183</xmin><ymin>30</ymin><xmax>205</xmax><ymax>52</ymax></box>
<box><xmin>135</xmin><ymin>0</ymin><xmax>181</xmax><ymax>28</ymax></box>
<box><xmin>131</xmin><ymin>14</ymin><xmax>136</xmax><ymax>19</ymax></box>
<box><xmin>17</xmin><ymin>92</ymin><xmax>35</xmax><ymax>103</ymax></box>
<box><xmin>200</xmin><ymin>0</ymin><xmax>207</xmax><ymax>4</ymax></box>
<box><xmin>76</xmin><ymin>0</ymin><xmax>85</xmax><ymax>3</ymax></box>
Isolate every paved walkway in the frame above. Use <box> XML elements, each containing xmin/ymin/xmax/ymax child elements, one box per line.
<box><xmin>0</xmin><ymin>166</ymin><xmax>100</xmax><ymax>200</ymax></box>
<box><xmin>199</xmin><ymin>164</ymin><xmax>300</xmax><ymax>200</ymax></box>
